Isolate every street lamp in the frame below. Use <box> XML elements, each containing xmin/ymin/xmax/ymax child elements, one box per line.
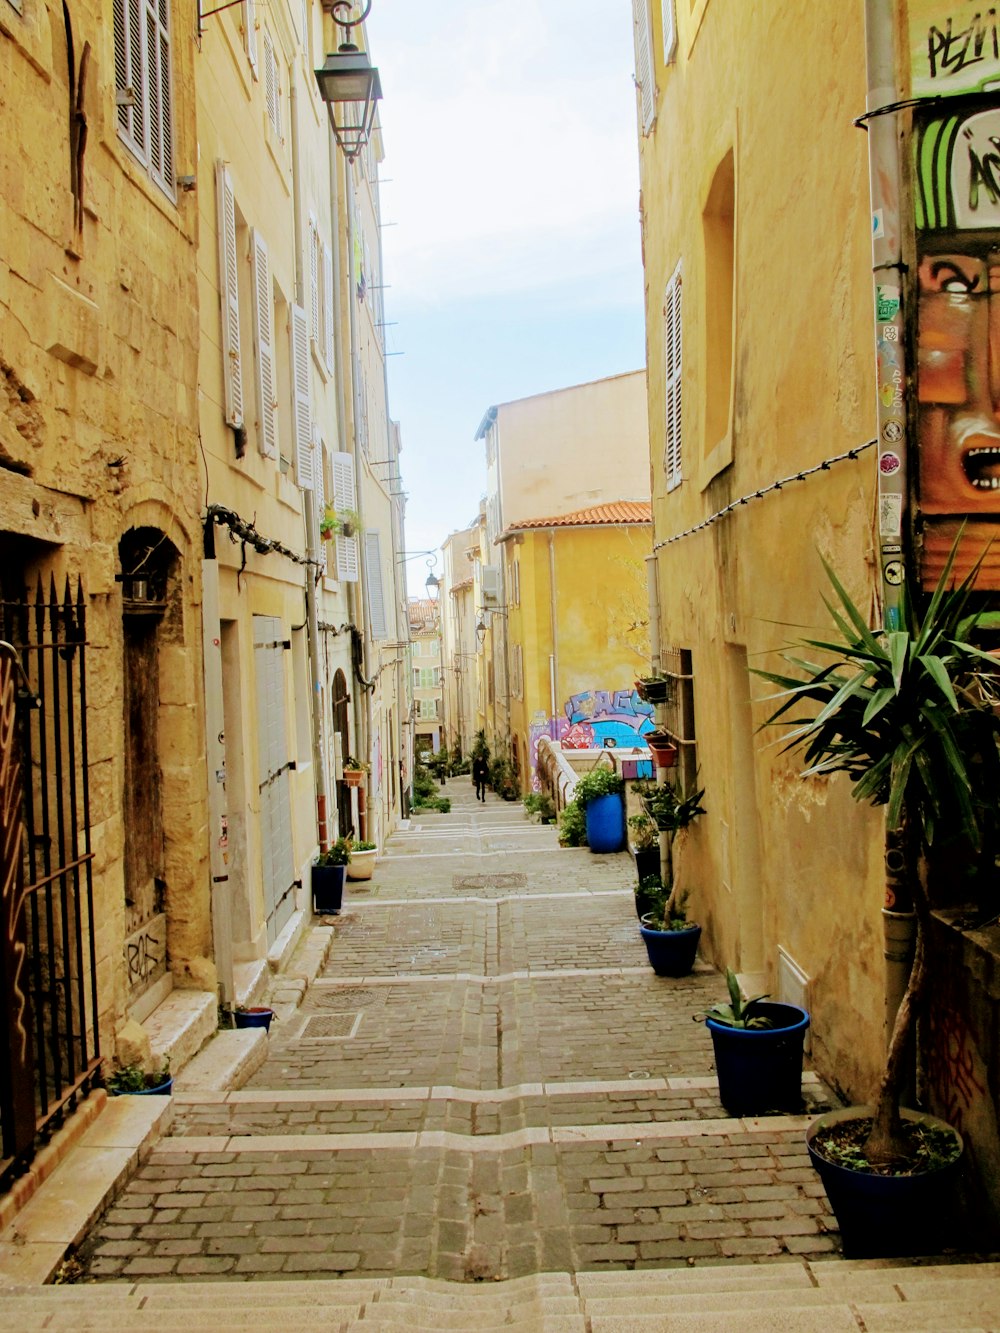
<box><xmin>476</xmin><ymin>616</ymin><xmax>488</xmax><ymax>647</ymax></box>
<box><xmin>314</xmin><ymin>2</ymin><xmax>382</xmax><ymax>163</ymax></box>
<box><xmin>425</xmin><ymin>571</ymin><xmax>440</xmax><ymax>602</ymax></box>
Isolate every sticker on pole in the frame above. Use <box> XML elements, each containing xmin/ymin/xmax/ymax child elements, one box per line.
<box><xmin>876</xmin><ymin>285</ymin><xmax>900</xmax><ymax>321</ymax></box>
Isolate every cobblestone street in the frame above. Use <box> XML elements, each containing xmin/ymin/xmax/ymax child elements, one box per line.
<box><xmin>74</xmin><ymin>783</ymin><xmax>841</xmax><ymax>1284</ymax></box>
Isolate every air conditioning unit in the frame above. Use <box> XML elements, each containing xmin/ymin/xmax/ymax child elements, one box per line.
<box><xmin>481</xmin><ymin>565</ymin><xmax>501</xmax><ymax>607</ymax></box>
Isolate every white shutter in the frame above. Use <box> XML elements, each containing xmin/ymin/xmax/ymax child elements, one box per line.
<box><xmin>331</xmin><ymin>449</ymin><xmax>356</xmax><ymax>510</ymax></box>
<box><xmin>334</xmin><ymin>534</ymin><xmax>360</xmax><ymax>583</ymax></box>
<box><xmin>245</xmin><ymin>0</ymin><xmax>258</xmax><ymax>75</ymax></box>
<box><xmin>664</xmin><ymin>262</ymin><xmax>683</xmax><ymax>490</ymax></box>
<box><xmin>662</xmin><ymin>0</ymin><xmax>677</xmax><ymax>64</ymax></box>
<box><xmin>144</xmin><ymin>0</ymin><xmax>172</xmax><ymax>190</ymax></box>
<box><xmin>263</xmin><ymin>30</ymin><xmax>280</xmax><ymax>137</ymax></box>
<box><xmin>308</xmin><ymin>217</ymin><xmax>320</xmax><ymax>346</ymax></box>
<box><xmin>364</xmin><ymin>531</ymin><xmax>388</xmax><ymax>640</ymax></box>
<box><xmin>290</xmin><ymin>303</ymin><xmax>313</xmax><ymax>488</ymax></box>
<box><xmin>216</xmin><ymin>162</ymin><xmax>244</xmax><ymax>429</ymax></box>
<box><xmin>323</xmin><ymin>242</ymin><xmax>335</xmax><ymax>373</ymax></box>
<box><xmin>251</xmin><ymin>229</ymin><xmax>277</xmax><ymax>458</ymax></box>
<box><xmin>314</xmin><ymin>432</ymin><xmax>327</xmax><ymax>573</ymax></box>
<box><xmin>632</xmin><ymin>0</ymin><xmax>655</xmax><ymax>135</ymax></box>
<box><xmin>114</xmin><ymin>0</ymin><xmax>146</xmax><ymax>160</ymax></box>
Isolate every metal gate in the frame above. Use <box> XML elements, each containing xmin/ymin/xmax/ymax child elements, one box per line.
<box><xmin>0</xmin><ymin>578</ymin><xmax>100</xmax><ymax>1190</ymax></box>
<box><xmin>253</xmin><ymin>616</ymin><xmax>295</xmax><ymax>944</ymax></box>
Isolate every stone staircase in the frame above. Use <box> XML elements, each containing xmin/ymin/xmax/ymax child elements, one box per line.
<box><xmin>3</xmin><ymin>1260</ymin><xmax>1000</xmax><ymax>1330</ymax></box>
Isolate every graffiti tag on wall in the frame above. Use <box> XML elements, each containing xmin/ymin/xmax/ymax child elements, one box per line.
<box><xmin>124</xmin><ymin>912</ymin><xmax>166</xmax><ymax>998</ymax></box>
<box><xmin>911</xmin><ymin>3</ymin><xmax>1000</xmax><ymax>97</ymax></box>
<box><xmin>527</xmin><ymin>688</ymin><xmax>654</xmax><ymax>789</ymax></box>
<box><xmin>927</xmin><ymin>1002</ymin><xmax>988</xmax><ymax>1134</ymax></box>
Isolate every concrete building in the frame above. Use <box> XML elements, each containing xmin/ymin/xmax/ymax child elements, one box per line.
<box><xmin>474</xmin><ymin>373</ymin><xmax>652</xmax><ymax>789</ymax></box>
<box><xmin>440</xmin><ymin>524</ymin><xmax>479</xmax><ymax>759</ymax></box>
<box><xmin>0</xmin><ymin>0</ymin><xmax>210</xmax><ymax>1179</ymax></box>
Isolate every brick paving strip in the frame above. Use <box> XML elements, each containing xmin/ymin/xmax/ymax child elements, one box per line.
<box><xmin>72</xmin><ymin>786</ymin><xmax>844</xmax><ymax>1285</ymax></box>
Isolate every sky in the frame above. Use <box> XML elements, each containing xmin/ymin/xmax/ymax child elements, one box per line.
<box><xmin>363</xmin><ymin>0</ymin><xmax>647</xmax><ymax>592</ymax></box>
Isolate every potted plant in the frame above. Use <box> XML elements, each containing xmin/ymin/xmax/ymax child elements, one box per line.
<box><xmin>346</xmin><ymin>838</ymin><xmax>378</xmax><ymax>880</ymax></box>
<box><xmin>107</xmin><ymin>1059</ymin><xmax>172</xmax><ymax>1097</ymax></box>
<box><xmin>639</xmin><ymin>887</ymin><xmax>702</xmax><ymax>977</ymax></box>
<box><xmin>643</xmin><ymin>728</ymin><xmax>678</xmax><ymax>768</ymax></box>
<box><xmin>574</xmin><ymin>767</ymin><xmax>626</xmax><ymax>853</ymax></box>
<box><xmin>754</xmin><ymin>543</ymin><xmax>999</xmax><ymax>1256</ymax></box>
<box><xmin>635</xmin><ymin>674</ymin><xmax>673</xmax><ymax>705</ymax></box>
<box><xmin>698</xmin><ymin>969</ymin><xmax>810</xmax><ymax>1115</ymax></box>
<box><xmin>312</xmin><ymin>836</ymin><xmax>352</xmax><ymax>913</ymax></box>
<box><xmin>558</xmin><ymin>798</ymin><xmax>586</xmax><ymax>847</ymax></box>
<box><xmin>234</xmin><ymin>1005</ymin><xmax>275</xmax><ymax>1032</ymax></box>
<box><xmin>628</xmin><ymin>810</ymin><xmax>659</xmax><ymax>881</ymax></box>
<box><xmin>342</xmin><ymin>755</ymin><xmax>368</xmax><ymax>787</ymax></box>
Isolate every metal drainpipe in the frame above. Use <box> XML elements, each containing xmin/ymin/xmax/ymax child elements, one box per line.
<box><xmin>864</xmin><ymin>0</ymin><xmax>916</xmax><ymax>1058</ymax></box>
<box><xmin>292</xmin><ymin>78</ymin><xmax>329</xmax><ymax>852</ymax></box>
<box><xmin>645</xmin><ymin>553</ymin><xmax>661</xmax><ymax>674</ymax></box>
<box><xmin>548</xmin><ymin>531</ymin><xmax>559</xmax><ymax>738</ymax></box>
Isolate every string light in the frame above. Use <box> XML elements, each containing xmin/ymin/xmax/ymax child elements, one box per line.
<box><xmin>653</xmin><ymin>439</ymin><xmax>876</xmax><ymax>551</ymax></box>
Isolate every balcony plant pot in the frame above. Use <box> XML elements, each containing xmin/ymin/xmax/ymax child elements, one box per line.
<box><xmin>342</xmin><ymin>769</ymin><xmax>365</xmax><ymax>788</ymax></box>
<box><xmin>706</xmin><ymin>1001</ymin><xmax>810</xmax><ymax>1116</ymax></box>
<box><xmin>312</xmin><ymin>860</ymin><xmax>346</xmax><ymax>913</ymax></box>
<box><xmin>346</xmin><ymin>846</ymin><xmax>377</xmax><ymax>881</ymax></box>
<box><xmin>632</xmin><ymin>844</ymin><xmax>659</xmax><ymax>883</ymax></box>
<box><xmin>584</xmin><ymin>792</ymin><xmax>625</xmax><ymax>853</ymax></box>
<box><xmin>234</xmin><ymin>1006</ymin><xmax>274</xmax><ymax>1032</ymax></box>
<box><xmin>635</xmin><ymin>678</ymin><xmax>671</xmax><ymax>705</ymax></box>
<box><xmin>806</xmin><ymin>1106</ymin><xmax>963</xmax><ymax>1259</ymax></box>
<box><xmin>644</xmin><ymin>730</ymin><xmax>678</xmax><ymax>768</ymax></box>
<box><xmin>639</xmin><ymin>921</ymin><xmax>701</xmax><ymax>977</ymax></box>
<box><xmin>108</xmin><ymin>1064</ymin><xmax>173</xmax><ymax>1097</ymax></box>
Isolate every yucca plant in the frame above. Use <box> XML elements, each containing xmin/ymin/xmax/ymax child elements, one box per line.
<box><xmin>755</xmin><ymin>540</ymin><xmax>1000</xmax><ymax>1165</ymax></box>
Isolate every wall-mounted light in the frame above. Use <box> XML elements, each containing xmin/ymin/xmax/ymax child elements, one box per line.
<box><xmin>476</xmin><ymin>616</ymin><xmax>488</xmax><ymax>647</ymax></box>
<box><xmin>425</xmin><ymin>571</ymin><xmax>440</xmax><ymax>602</ymax></box>
<box><xmin>314</xmin><ymin>2</ymin><xmax>382</xmax><ymax>163</ymax></box>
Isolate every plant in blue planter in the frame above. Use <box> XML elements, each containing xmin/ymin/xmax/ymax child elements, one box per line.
<box><xmin>639</xmin><ymin>888</ymin><xmax>702</xmax><ymax>977</ymax></box>
<box><xmin>107</xmin><ymin>1059</ymin><xmax>172</xmax><ymax>1096</ymax></box>
<box><xmin>698</xmin><ymin>969</ymin><xmax>809</xmax><ymax>1116</ymax></box>
<box><xmin>574</xmin><ymin>766</ymin><xmax>626</xmax><ymax>853</ymax></box>
<box><xmin>312</xmin><ymin>836</ymin><xmax>352</xmax><ymax>913</ymax></box>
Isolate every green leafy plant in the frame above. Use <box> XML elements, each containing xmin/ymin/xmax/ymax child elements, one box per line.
<box><xmin>697</xmin><ymin>969</ymin><xmax>773</xmax><ymax>1029</ymax></box>
<box><xmin>642</xmin><ymin>888</ymin><xmax>693</xmax><ymax>933</ymax></box>
<box><xmin>471</xmin><ymin>729</ymin><xmax>490</xmax><ymax>763</ymax></box>
<box><xmin>343</xmin><ymin>756</ymin><xmax>369</xmax><ymax>772</ymax></box>
<box><xmin>107</xmin><ymin>1059</ymin><xmax>171</xmax><ymax>1093</ymax></box>
<box><xmin>489</xmin><ymin>754</ymin><xmax>519</xmax><ymax>800</ymax></box>
<box><xmin>352</xmin><ymin>840</ymin><xmax>377</xmax><ymax>852</ymax></box>
<box><xmin>628</xmin><ymin>811</ymin><xmax>658</xmax><ymax>850</ymax></box>
<box><xmin>635</xmin><ymin>873</ymin><xmax>664</xmax><ymax>919</ymax></box>
<box><xmin>633</xmin><ymin>780</ymin><xmax>706</xmax><ymax>925</ymax></box>
<box><xmin>558</xmin><ymin>798</ymin><xmax>586</xmax><ymax>847</ymax></box>
<box><xmin>755</xmin><ymin>539</ymin><xmax>1000</xmax><ymax>1165</ymax></box>
<box><xmin>573</xmin><ymin>766</ymin><xmax>624</xmax><ymax>807</ymax></box>
<box><xmin>317</xmin><ymin>836</ymin><xmax>352</xmax><ymax>867</ymax></box>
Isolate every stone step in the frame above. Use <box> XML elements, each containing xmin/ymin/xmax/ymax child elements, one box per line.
<box><xmin>174</xmin><ymin>1028</ymin><xmax>268</xmax><ymax>1094</ymax></box>
<box><xmin>145</xmin><ymin>989</ymin><xmax>218</xmax><ymax>1072</ymax></box>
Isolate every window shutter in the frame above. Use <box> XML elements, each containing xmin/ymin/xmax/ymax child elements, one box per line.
<box><xmin>263</xmin><ymin>31</ymin><xmax>280</xmax><ymax>137</ymax></box>
<box><xmin>245</xmin><ymin>0</ymin><xmax>258</xmax><ymax>75</ymax></box>
<box><xmin>331</xmin><ymin>450</ymin><xmax>357</xmax><ymax>510</ymax></box>
<box><xmin>314</xmin><ymin>432</ymin><xmax>327</xmax><ymax>572</ymax></box>
<box><xmin>114</xmin><ymin>0</ymin><xmax>146</xmax><ymax>159</ymax></box>
<box><xmin>334</xmin><ymin>535</ymin><xmax>359</xmax><ymax>583</ymax></box>
<box><xmin>364</xmin><ymin>531</ymin><xmax>388</xmax><ymax>640</ymax></box>
<box><xmin>632</xmin><ymin>0</ymin><xmax>655</xmax><ymax>135</ymax></box>
<box><xmin>662</xmin><ymin>0</ymin><xmax>677</xmax><ymax>64</ymax></box>
<box><xmin>216</xmin><ymin>162</ymin><xmax>244</xmax><ymax>429</ymax></box>
<box><xmin>290</xmin><ymin>303</ymin><xmax>313</xmax><ymax>488</ymax></box>
<box><xmin>308</xmin><ymin>217</ymin><xmax>320</xmax><ymax>346</ymax></box>
<box><xmin>251</xmin><ymin>229</ymin><xmax>277</xmax><ymax>458</ymax></box>
<box><xmin>664</xmin><ymin>262</ymin><xmax>683</xmax><ymax>490</ymax></box>
<box><xmin>144</xmin><ymin>0</ymin><xmax>172</xmax><ymax>190</ymax></box>
<box><xmin>323</xmin><ymin>242</ymin><xmax>335</xmax><ymax>373</ymax></box>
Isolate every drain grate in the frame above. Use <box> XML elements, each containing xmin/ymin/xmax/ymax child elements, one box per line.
<box><xmin>311</xmin><ymin>987</ymin><xmax>387</xmax><ymax>1011</ymax></box>
<box><xmin>453</xmin><ymin>872</ymin><xmax>528</xmax><ymax>892</ymax></box>
<box><xmin>298</xmin><ymin>1013</ymin><xmax>360</xmax><ymax>1041</ymax></box>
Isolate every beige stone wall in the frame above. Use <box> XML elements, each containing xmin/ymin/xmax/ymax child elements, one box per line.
<box><xmin>1</xmin><ymin>0</ymin><xmax>211</xmax><ymax>1055</ymax></box>
<box><xmin>637</xmin><ymin>0</ymin><xmax>884</xmax><ymax>1100</ymax></box>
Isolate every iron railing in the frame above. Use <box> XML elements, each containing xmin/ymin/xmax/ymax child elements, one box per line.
<box><xmin>0</xmin><ymin>577</ymin><xmax>100</xmax><ymax>1189</ymax></box>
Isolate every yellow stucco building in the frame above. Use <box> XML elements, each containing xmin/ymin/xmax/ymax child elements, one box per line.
<box><xmin>632</xmin><ymin>0</ymin><xmax>883</xmax><ymax>1098</ymax></box>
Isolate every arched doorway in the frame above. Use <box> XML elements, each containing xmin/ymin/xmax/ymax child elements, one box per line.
<box><xmin>332</xmin><ymin>668</ymin><xmax>352</xmax><ymax>837</ymax></box>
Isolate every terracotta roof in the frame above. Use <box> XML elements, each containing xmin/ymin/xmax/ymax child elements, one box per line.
<box><xmin>449</xmin><ymin>577</ymin><xmax>474</xmax><ymax>592</ymax></box>
<box><xmin>502</xmin><ymin>502</ymin><xmax>652</xmax><ymax>535</ymax></box>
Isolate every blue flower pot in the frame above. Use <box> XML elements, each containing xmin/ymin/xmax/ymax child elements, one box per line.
<box><xmin>234</xmin><ymin>1007</ymin><xmax>274</xmax><ymax>1032</ymax></box>
<box><xmin>114</xmin><ymin>1075</ymin><xmax>173</xmax><ymax>1096</ymax></box>
<box><xmin>585</xmin><ymin>793</ymin><xmax>625</xmax><ymax>853</ymax></box>
<box><xmin>639</xmin><ymin>922</ymin><xmax>701</xmax><ymax>976</ymax></box>
<box><xmin>706</xmin><ymin>1002</ymin><xmax>809</xmax><ymax>1116</ymax></box>
<box><xmin>312</xmin><ymin>861</ymin><xmax>346</xmax><ymax>913</ymax></box>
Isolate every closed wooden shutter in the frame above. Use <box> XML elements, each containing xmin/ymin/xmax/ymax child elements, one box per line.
<box><xmin>290</xmin><ymin>303</ymin><xmax>313</xmax><ymax>488</ymax></box>
<box><xmin>365</xmin><ymin>531</ymin><xmax>388</xmax><ymax>640</ymax></box>
<box><xmin>245</xmin><ymin>0</ymin><xmax>258</xmax><ymax>75</ymax></box>
<box><xmin>308</xmin><ymin>216</ymin><xmax>320</xmax><ymax>347</ymax></box>
<box><xmin>323</xmin><ymin>242</ymin><xmax>335</xmax><ymax>373</ymax></box>
<box><xmin>251</xmin><ymin>229</ymin><xmax>277</xmax><ymax>458</ymax></box>
<box><xmin>263</xmin><ymin>30</ymin><xmax>280</xmax><ymax>137</ymax></box>
<box><xmin>144</xmin><ymin>0</ymin><xmax>173</xmax><ymax>191</ymax></box>
<box><xmin>114</xmin><ymin>0</ymin><xmax>146</xmax><ymax>160</ymax></box>
<box><xmin>330</xmin><ymin>450</ymin><xmax>359</xmax><ymax>582</ymax></box>
<box><xmin>662</xmin><ymin>0</ymin><xmax>677</xmax><ymax>63</ymax></box>
<box><xmin>314</xmin><ymin>432</ymin><xmax>327</xmax><ymax>572</ymax></box>
<box><xmin>216</xmin><ymin>162</ymin><xmax>244</xmax><ymax>429</ymax></box>
<box><xmin>632</xmin><ymin>0</ymin><xmax>655</xmax><ymax>135</ymax></box>
<box><xmin>664</xmin><ymin>262</ymin><xmax>683</xmax><ymax>490</ymax></box>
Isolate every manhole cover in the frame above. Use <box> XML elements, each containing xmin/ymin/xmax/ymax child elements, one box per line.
<box><xmin>453</xmin><ymin>873</ymin><xmax>528</xmax><ymax>892</ymax></box>
<box><xmin>298</xmin><ymin>1014</ymin><xmax>360</xmax><ymax>1041</ymax></box>
<box><xmin>311</xmin><ymin>987</ymin><xmax>387</xmax><ymax>1011</ymax></box>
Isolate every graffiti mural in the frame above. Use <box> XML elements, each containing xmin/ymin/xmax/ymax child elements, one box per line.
<box><xmin>913</xmin><ymin>95</ymin><xmax>1000</xmax><ymax>586</ymax></box>
<box><xmin>910</xmin><ymin>3</ymin><xmax>1000</xmax><ymax>99</ymax></box>
<box><xmin>527</xmin><ymin>689</ymin><xmax>655</xmax><ymax>789</ymax></box>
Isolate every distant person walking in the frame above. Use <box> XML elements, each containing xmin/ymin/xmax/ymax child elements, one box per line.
<box><xmin>472</xmin><ymin>753</ymin><xmax>489</xmax><ymax>803</ymax></box>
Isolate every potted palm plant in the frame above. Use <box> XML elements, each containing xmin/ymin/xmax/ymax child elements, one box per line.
<box><xmin>755</xmin><ymin>542</ymin><xmax>1000</xmax><ymax>1256</ymax></box>
<box><xmin>635</xmin><ymin>780</ymin><xmax>705</xmax><ymax>976</ymax></box>
<box><xmin>312</xmin><ymin>836</ymin><xmax>352</xmax><ymax>913</ymax></box>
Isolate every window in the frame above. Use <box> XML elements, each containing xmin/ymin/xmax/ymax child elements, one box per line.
<box><xmin>331</xmin><ymin>452</ymin><xmax>359</xmax><ymax>582</ymax></box>
<box><xmin>511</xmin><ymin>643</ymin><xmax>523</xmax><ymax>699</ymax></box>
<box><xmin>251</xmin><ymin>230</ymin><xmax>278</xmax><ymax>459</ymax></box>
<box><xmin>244</xmin><ymin>0</ymin><xmax>258</xmax><ymax>76</ymax></box>
<box><xmin>662</xmin><ymin>0</ymin><xmax>676</xmax><ymax>62</ymax></box>
<box><xmin>365</xmin><ymin>530</ymin><xmax>389</xmax><ymax>640</ymax></box>
<box><xmin>511</xmin><ymin>559</ymin><xmax>520</xmax><ymax>607</ymax></box>
<box><xmin>290</xmin><ymin>304</ymin><xmax>312</xmax><ymax>487</ymax></box>
<box><xmin>703</xmin><ymin>150</ymin><xmax>735</xmax><ymax>463</ymax></box>
<box><xmin>664</xmin><ymin>261</ymin><xmax>683</xmax><ymax>490</ymax></box>
<box><xmin>114</xmin><ymin>0</ymin><xmax>175</xmax><ymax>198</ymax></box>
<box><xmin>308</xmin><ymin>218</ymin><xmax>335</xmax><ymax>374</ymax></box>
<box><xmin>418</xmin><ymin>698</ymin><xmax>438</xmax><ymax>719</ymax></box>
<box><xmin>631</xmin><ymin>0</ymin><xmax>655</xmax><ymax>135</ymax></box>
<box><xmin>262</xmin><ymin>29</ymin><xmax>282</xmax><ymax>141</ymax></box>
<box><xmin>216</xmin><ymin>162</ymin><xmax>243</xmax><ymax>430</ymax></box>
<box><xmin>417</xmin><ymin>668</ymin><xmax>438</xmax><ymax>688</ymax></box>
